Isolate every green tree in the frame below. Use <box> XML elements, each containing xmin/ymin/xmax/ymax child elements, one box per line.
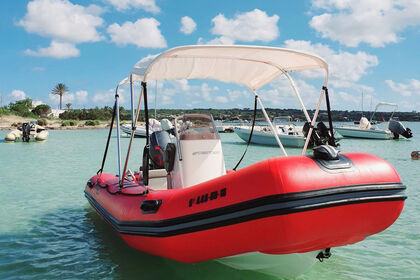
<box><xmin>8</xmin><ymin>98</ymin><xmax>36</xmax><ymax>117</ymax></box>
<box><xmin>32</xmin><ymin>104</ymin><xmax>51</xmax><ymax>117</ymax></box>
<box><xmin>51</xmin><ymin>83</ymin><xmax>69</xmax><ymax>110</ymax></box>
<box><xmin>65</xmin><ymin>103</ymin><xmax>71</xmax><ymax>110</ymax></box>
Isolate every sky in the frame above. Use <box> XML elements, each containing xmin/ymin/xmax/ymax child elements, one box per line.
<box><xmin>0</xmin><ymin>0</ymin><xmax>419</xmax><ymax>112</ymax></box>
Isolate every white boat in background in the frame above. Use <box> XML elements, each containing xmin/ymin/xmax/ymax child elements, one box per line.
<box><xmin>234</xmin><ymin>117</ymin><xmax>307</xmax><ymax>148</ymax></box>
<box><xmin>5</xmin><ymin>121</ymin><xmax>48</xmax><ymax>142</ymax></box>
<box><xmin>121</xmin><ymin>118</ymin><xmax>161</xmax><ymax>137</ymax></box>
<box><xmin>335</xmin><ymin>102</ymin><xmax>413</xmax><ymax>140</ymax></box>
<box><xmin>215</xmin><ymin>120</ymin><xmax>248</xmax><ymax>133</ymax></box>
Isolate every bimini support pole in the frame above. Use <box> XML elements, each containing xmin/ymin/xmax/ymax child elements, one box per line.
<box><xmin>302</xmin><ymin>88</ymin><xmax>325</xmax><ymax>155</ymax></box>
<box><xmin>115</xmin><ymin>84</ymin><xmax>122</xmax><ymax>183</ymax></box>
<box><xmin>129</xmin><ymin>74</ymin><xmax>135</xmax><ymax>127</ymax></box>
<box><xmin>254</xmin><ymin>91</ymin><xmax>288</xmax><ymax>156</ymax></box>
<box><xmin>121</xmin><ymin>75</ymin><xmax>144</xmax><ymax>188</ymax></box>
<box><xmin>282</xmin><ymin>71</ymin><xmax>312</xmax><ymax>123</ymax></box>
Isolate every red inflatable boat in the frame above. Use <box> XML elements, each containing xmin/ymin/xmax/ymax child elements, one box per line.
<box><xmin>85</xmin><ymin>152</ymin><xmax>405</xmax><ymax>263</ymax></box>
<box><xmin>85</xmin><ymin>46</ymin><xmax>406</xmax><ymax>277</ymax></box>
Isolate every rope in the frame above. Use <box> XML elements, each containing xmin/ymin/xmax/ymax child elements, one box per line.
<box><xmin>233</xmin><ymin>95</ymin><xmax>258</xmax><ymax>171</ymax></box>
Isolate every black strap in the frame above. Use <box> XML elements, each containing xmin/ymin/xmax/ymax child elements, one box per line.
<box><xmin>233</xmin><ymin>95</ymin><xmax>258</xmax><ymax>171</ymax></box>
<box><xmin>323</xmin><ymin>86</ymin><xmax>336</xmax><ymax>146</ymax></box>
<box><xmin>97</xmin><ymin>99</ymin><xmax>117</xmax><ymax>175</ymax></box>
<box><xmin>142</xmin><ymin>82</ymin><xmax>150</xmax><ymax>186</ymax></box>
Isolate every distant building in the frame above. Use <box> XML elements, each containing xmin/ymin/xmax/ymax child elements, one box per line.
<box><xmin>50</xmin><ymin>109</ymin><xmax>65</xmax><ymax>118</ymax></box>
<box><xmin>31</xmin><ymin>100</ymin><xmax>44</xmax><ymax>107</ymax></box>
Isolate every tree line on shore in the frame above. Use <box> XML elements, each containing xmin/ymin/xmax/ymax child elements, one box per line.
<box><xmin>1</xmin><ymin>97</ymin><xmax>419</xmax><ymax>122</ymax></box>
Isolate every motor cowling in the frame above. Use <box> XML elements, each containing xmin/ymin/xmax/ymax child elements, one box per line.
<box><xmin>388</xmin><ymin>119</ymin><xmax>413</xmax><ymax>139</ymax></box>
<box><xmin>149</xmin><ymin>130</ymin><xmax>172</xmax><ymax>169</ymax></box>
<box><xmin>22</xmin><ymin>122</ymin><xmax>31</xmax><ymax>142</ymax></box>
<box><xmin>303</xmin><ymin>121</ymin><xmax>337</xmax><ymax>147</ymax></box>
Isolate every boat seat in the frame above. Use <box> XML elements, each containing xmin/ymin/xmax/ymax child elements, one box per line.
<box><xmin>141</xmin><ymin>169</ymin><xmax>167</xmax><ymax>178</ymax></box>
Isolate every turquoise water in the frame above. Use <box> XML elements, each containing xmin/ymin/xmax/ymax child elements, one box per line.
<box><xmin>0</xmin><ymin>123</ymin><xmax>419</xmax><ymax>280</ymax></box>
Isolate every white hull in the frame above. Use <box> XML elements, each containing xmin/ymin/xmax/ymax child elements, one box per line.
<box><xmin>120</xmin><ymin>124</ymin><xmax>149</xmax><ymax>137</ymax></box>
<box><xmin>5</xmin><ymin>127</ymin><xmax>48</xmax><ymax>142</ymax></box>
<box><xmin>234</xmin><ymin>127</ymin><xmax>306</xmax><ymax>148</ymax></box>
<box><xmin>217</xmin><ymin>250</ymin><xmax>320</xmax><ymax>278</ymax></box>
<box><xmin>335</xmin><ymin>127</ymin><xmax>392</xmax><ymax>140</ymax></box>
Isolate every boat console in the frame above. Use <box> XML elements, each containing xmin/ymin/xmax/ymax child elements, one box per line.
<box><xmin>171</xmin><ymin>114</ymin><xmax>226</xmax><ymax>188</ymax></box>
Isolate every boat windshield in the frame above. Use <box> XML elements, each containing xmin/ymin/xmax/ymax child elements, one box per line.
<box><xmin>273</xmin><ymin>116</ymin><xmax>292</xmax><ymax>125</ymax></box>
<box><xmin>178</xmin><ymin>114</ymin><xmax>219</xmax><ymax>140</ymax></box>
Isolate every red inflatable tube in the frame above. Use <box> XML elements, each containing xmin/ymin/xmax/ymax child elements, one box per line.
<box><xmin>85</xmin><ymin>152</ymin><xmax>406</xmax><ymax>263</ymax></box>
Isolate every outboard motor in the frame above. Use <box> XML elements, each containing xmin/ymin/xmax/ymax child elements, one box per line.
<box><xmin>388</xmin><ymin>119</ymin><xmax>413</xmax><ymax>139</ymax></box>
<box><xmin>22</xmin><ymin>122</ymin><xmax>31</xmax><ymax>142</ymax></box>
<box><xmin>149</xmin><ymin>130</ymin><xmax>172</xmax><ymax>169</ymax></box>
<box><xmin>303</xmin><ymin>121</ymin><xmax>337</xmax><ymax>147</ymax></box>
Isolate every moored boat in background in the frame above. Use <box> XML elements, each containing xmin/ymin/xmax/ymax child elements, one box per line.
<box><xmin>120</xmin><ymin>118</ymin><xmax>161</xmax><ymax>137</ymax></box>
<box><xmin>234</xmin><ymin>116</ymin><xmax>307</xmax><ymax>148</ymax></box>
<box><xmin>335</xmin><ymin>102</ymin><xmax>413</xmax><ymax>140</ymax></box>
<box><xmin>5</xmin><ymin>121</ymin><xmax>48</xmax><ymax>142</ymax></box>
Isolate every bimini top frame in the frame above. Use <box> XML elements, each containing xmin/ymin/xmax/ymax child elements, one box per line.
<box><xmin>114</xmin><ymin>45</ymin><xmax>333</xmax><ymax>186</ymax></box>
<box><xmin>370</xmin><ymin>102</ymin><xmax>398</xmax><ymax>123</ymax></box>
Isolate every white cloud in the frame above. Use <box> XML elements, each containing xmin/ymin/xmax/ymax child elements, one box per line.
<box><xmin>259</xmin><ymin>75</ymin><xmax>322</xmax><ymax>109</ymax></box>
<box><xmin>198</xmin><ymin>36</ymin><xmax>235</xmax><ymax>45</ymax></box>
<box><xmin>18</xmin><ymin>0</ymin><xmax>104</xmax><ymax>43</ymax></box>
<box><xmin>75</xmin><ymin>90</ymin><xmax>88</xmax><ymax>104</ymax></box>
<box><xmin>386</xmin><ymin>79</ymin><xmax>420</xmax><ymax>97</ymax></box>
<box><xmin>160</xmin><ymin>95</ymin><xmax>174</xmax><ymax>105</ymax></box>
<box><xmin>337</xmin><ymin>91</ymin><xmax>360</xmax><ymax>104</ymax></box>
<box><xmin>159</xmin><ymin>80</ymin><xmax>190</xmax><ymax>105</ymax></box>
<box><xmin>24</xmin><ymin>40</ymin><xmax>80</xmax><ymax>59</ymax></box>
<box><xmin>92</xmin><ymin>89</ymin><xmax>117</xmax><ymax>105</ymax></box>
<box><xmin>180</xmin><ymin>16</ymin><xmax>197</xmax><ymax>35</ymax></box>
<box><xmin>10</xmin><ymin>90</ymin><xmax>27</xmax><ymax>101</ymax></box>
<box><xmin>215</xmin><ymin>96</ymin><xmax>229</xmax><ymax>103</ymax></box>
<box><xmin>199</xmin><ymin>83</ymin><xmax>218</xmax><ymax>101</ymax></box>
<box><xmin>398</xmin><ymin>100</ymin><xmax>420</xmax><ymax>111</ymax></box>
<box><xmin>310</xmin><ymin>0</ymin><xmax>420</xmax><ymax>47</ymax></box>
<box><xmin>227</xmin><ymin>89</ymin><xmax>249</xmax><ymax>101</ymax></box>
<box><xmin>210</xmin><ymin>9</ymin><xmax>279</xmax><ymax>44</ymax></box>
<box><xmin>283</xmin><ymin>40</ymin><xmax>378</xmax><ymax>88</ymax></box>
<box><xmin>49</xmin><ymin>89</ymin><xmax>89</xmax><ymax>107</ymax></box>
<box><xmin>107</xmin><ymin>18</ymin><xmax>167</xmax><ymax>48</ymax></box>
<box><xmin>103</xmin><ymin>0</ymin><xmax>160</xmax><ymax>13</ymax></box>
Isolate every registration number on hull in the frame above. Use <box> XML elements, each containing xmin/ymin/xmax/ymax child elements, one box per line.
<box><xmin>188</xmin><ymin>188</ymin><xmax>227</xmax><ymax>207</ymax></box>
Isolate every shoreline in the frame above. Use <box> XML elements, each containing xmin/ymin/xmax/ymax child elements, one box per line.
<box><xmin>0</xmin><ymin>115</ymin><xmax>142</xmax><ymax>131</ymax></box>
<box><xmin>0</xmin><ymin>115</ymin><xmax>112</xmax><ymax>131</ymax></box>
<box><xmin>0</xmin><ymin>126</ymin><xmax>110</xmax><ymax>131</ymax></box>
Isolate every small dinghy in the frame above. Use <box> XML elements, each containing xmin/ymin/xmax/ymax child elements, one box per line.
<box><xmin>5</xmin><ymin>121</ymin><xmax>48</xmax><ymax>142</ymax></box>
<box><xmin>411</xmin><ymin>151</ymin><xmax>419</xmax><ymax>160</ymax></box>
<box><xmin>85</xmin><ymin>46</ymin><xmax>406</xmax><ymax>278</ymax></box>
